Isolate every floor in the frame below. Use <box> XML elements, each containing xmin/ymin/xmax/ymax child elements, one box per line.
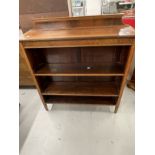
<box><xmin>19</xmin><ymin>86</ymin><xmax>135</xmax><ymax>155</ymax></box>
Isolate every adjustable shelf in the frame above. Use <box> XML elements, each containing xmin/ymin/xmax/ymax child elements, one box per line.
<box><xmin>20</xmin><ymin>15</ymin><xmax>135</xmax><ymax>113</ymax></box>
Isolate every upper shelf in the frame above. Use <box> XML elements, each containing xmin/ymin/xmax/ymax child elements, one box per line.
<box><xmin>20</xmin><ymin>15</ymin><xmax>135</xmax><ymax>42</ymax></box>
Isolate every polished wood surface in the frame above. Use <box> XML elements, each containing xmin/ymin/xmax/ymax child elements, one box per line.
<box><xmin>127</xmin><ymin>69</ymin><xmax>135</xmax><ymax>90</ymax></box>
<box><xmin>33</xmin><ymin>14</ymin><xmax>124</xmax><ymax>22</ymax></box>
<box><xmin>20</xmin><ymin>43</ymin><xmax>48</xmax><ymax>110</ymax></box>
<box><xmin>22</xmin><ymin>37</ymin><xmax>134</xmax><ymax>49</ymax></box>
<box><xmin>19</xmin><ymin>44</ymin><xmax>35</xmax><ymax>86</ymax></box>
<box><xmin>114</xmin><ymin>45</ymin><xmax>135</xmax><ymax>113</ymax></box>
<box><xmin>21</xmin><ymin>15</ymin><xmax>134</xmax><ymax>41</ymax></box>
<box><xmin>32</xmin><ymin>14</ymin><xmax>124</xmax><ymax>29</ymax></box>
<box><xmin>34</xmin><ymin>63</ymin><xmax>124</xmax><ymax>76</ymax></box>
<box><xmin>22</xmin><ymin>25</ymin><xmax>134</xmax><ymax>41</ymax></box>
<box><xmin>42</xmin><ymin>82</ymin><xmax>119</xmax><ymax>97</ymax></box>
<box><xmin>20</xmin><ymin>15</ymin><xmax>135</xmax><ymax>112</ymax></box>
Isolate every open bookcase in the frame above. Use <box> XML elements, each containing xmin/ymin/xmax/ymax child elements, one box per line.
<box><xmin>20</xmin><ymin>15</ymin><xmax>135</xmax><ymax>113</ymax></box>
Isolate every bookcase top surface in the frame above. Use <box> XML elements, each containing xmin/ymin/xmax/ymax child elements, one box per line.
<box><xmin>20</xmin><ymin>15</ymin><xmax>135</xmax><ymax>41</ymax></box>
<box><xmin>21</xmin><ymin>25</ymin><xmax>134</xmax><ymax>41</ymax></box>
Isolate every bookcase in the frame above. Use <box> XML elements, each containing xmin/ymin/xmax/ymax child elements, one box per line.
<box><xmin>20</xmin><ymin>15</ymin><xmax>135</xmax><ymax>113</ymax></box>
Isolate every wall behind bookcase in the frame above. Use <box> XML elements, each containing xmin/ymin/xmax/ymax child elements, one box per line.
<box><xmin>19</xmin><ymin>0</ymin><xmax>69</xmax><ymax>32</ymax></box>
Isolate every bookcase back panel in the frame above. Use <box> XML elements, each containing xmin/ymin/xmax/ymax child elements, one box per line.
<box><xmin>26</xmin><ymin>46</ymin><xmax>130</xmax><ymax>73</ymax></box>
<box><xmin>43</xmin><ymin>48</ymin><xmax>80</xmax><ymax>63</ymax></box>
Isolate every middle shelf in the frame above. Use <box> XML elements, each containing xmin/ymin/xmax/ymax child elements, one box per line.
<box><xmin>34</xmin><ymin>63</ymin><xmax>124</xmax><ymax>76</ymax></box>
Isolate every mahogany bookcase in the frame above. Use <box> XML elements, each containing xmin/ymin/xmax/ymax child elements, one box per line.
<box><xmin>20</xmin><ymin>15</ymin><xmax>135</xmax><ymax>113</ymax></box>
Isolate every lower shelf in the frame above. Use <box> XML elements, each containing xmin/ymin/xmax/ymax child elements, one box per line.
<box><xmin>42</xmin><ymin>82</ymin><xmax>119</xmax><ymax>97</ymax></box>
<box><xmin>44</xmin><ymin>96</ymin><xmax>117</xmax><ymax>105</ymax></box>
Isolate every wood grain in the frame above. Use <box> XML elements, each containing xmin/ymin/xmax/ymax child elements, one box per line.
<box><xmin>22</xmin><ymin>38</ymin><xmax>134</xmax><ymax>49</ymax></box>
<box><xmin>22</xmin><ymin>25</ymin><xmax>134</xmax><ymax>41</ymax></box>
<box><xmin>34</xmin><ymin>63</ymin><xmax>124</xmax><ymax>76</ymax></box>
<box><xmin>20</xmin><ymin>43</ymin><xmax>48</xmax><ymax>110</ymax></box>
<box><xmin>41</xmin><ymin>82</ymin><xmax>119</xmax><ymax>97</ymax></box>
<box><xmin>19</xmin><ymin>44</ymin><xmax>35</xmax><ymax>86</ymax></box>
<box><xmin>33</xmin><ymin>14</ymin><xmax>124</xmax><ymax>30</ymax></box>
<box><xmin>114</xmin><ymin>45</ymin><xmax>135</xmax><ymax>113</ymax></box>
<box><xmin>20</xmin><ymin>15</ymin><xmax>135</xmax><ymax>112</ymax></box>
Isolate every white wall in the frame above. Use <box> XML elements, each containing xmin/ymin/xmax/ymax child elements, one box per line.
<box><xmin>86</xmin><ymin>0</ymin><xmax>101</xmax><ymax>15</ymax></box>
